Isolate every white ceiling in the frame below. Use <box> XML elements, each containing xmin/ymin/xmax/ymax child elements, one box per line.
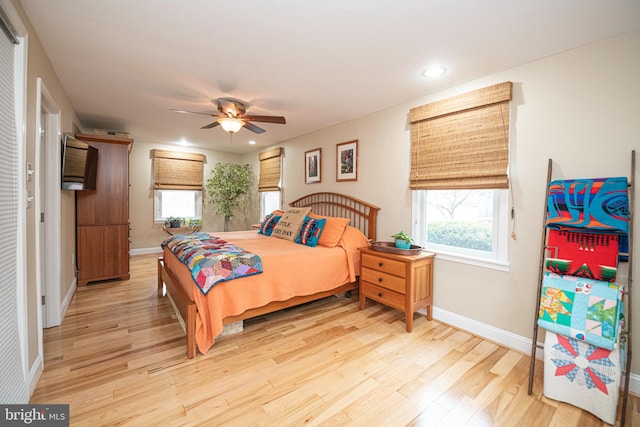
<box><xmin>20</xmin><ymin>0</ymin><xmax>640</xmax><ymax>154</ymax></box>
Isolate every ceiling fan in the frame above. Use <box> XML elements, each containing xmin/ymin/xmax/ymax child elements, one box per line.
<box><xmin>171</xmin><ymin>98</ymin><xmax>286</xmax><ymax>134</ymax></box>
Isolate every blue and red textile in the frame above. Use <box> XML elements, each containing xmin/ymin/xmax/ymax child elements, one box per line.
<box><xmin>546</xmin><ymin>177</ymin><xmax>629</xmax><ymax>235</ymax></box>
<box><xmin>545</xmin><ymin>230</ymin><xmax>618</xmax><ymax>282</ymax></box>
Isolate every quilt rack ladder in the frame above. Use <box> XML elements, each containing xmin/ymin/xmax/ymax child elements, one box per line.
<box><xmin>527</xmin><ymin>150</ymin><xmax>635</xmax><ymax>426</ymax></box>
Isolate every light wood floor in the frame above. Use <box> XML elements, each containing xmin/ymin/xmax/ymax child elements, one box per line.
<box><xmin>31</xmin><ymin>254</ymin><xmax>638</xmax><ymax>426</ymax></box>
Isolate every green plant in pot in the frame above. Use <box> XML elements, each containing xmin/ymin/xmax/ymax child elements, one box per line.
<box><xmin>165</xmin><ymin>216</ymin><xmax>183</xmax><ymax>228</ymax></box>
<box><xmin>391</xmin><ymin>231</ymin><xmax>413</xmax><ymax>249</ymax></box>
<box><xmin>206</xmin><ymin>162</ymin><xmax>252</xmax><ymax>232</ymax></box>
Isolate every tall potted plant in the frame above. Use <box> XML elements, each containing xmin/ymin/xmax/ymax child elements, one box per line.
<box><xmin>206</xmin><ymin>162</ymin><xmax>252</xmax><ymax>231</ymax></box>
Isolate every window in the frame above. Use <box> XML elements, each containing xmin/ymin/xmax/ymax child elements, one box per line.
<box><xmin>154</xmin><ymin>189</ymin><xmax>202</xmax><ymax>222</ymax></box>
<box><xmin>413</xmin><ymin>189</ymin><xmax>509</xmax><ymax>269</ymax></box>
<box><xmin>152</xmin><ymin>149</ymin><xmax>205</xmax><ymax>223</ymax></box>
<box><xmin>258</xmin><ymin>147</ymin><xmax>283</xmax><ymax>219</ymax></box>
<box><xmin>409</xmin><ymin>82</ymin><xmax>513</xmax><ymax>270</ymax></box>
<box><xmin>260</xmin><ymin>191</ymin><xmax>281</xmax><ymax>219</ymax></box>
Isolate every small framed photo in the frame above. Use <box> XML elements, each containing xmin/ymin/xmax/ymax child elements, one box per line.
<box><xmin>305</xmin><ymin>148</ymin><xmax>321</xmax><ymax>184</ymax></box>
<box><xmin>336</xmin><ymin>140</ymin><xmax>358</xmax><ymax>182</ymax></box>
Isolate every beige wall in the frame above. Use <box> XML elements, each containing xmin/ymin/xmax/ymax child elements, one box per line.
<box><xmin>12</xmin><ymin>0</ymin><xmax>639</xmax><ymax>389</ymax></box>
<box><xmin>253</xmin><ymin>29</ymin><xmax>640</xmax><ymax>375</ymax></box>
<box><xmin>10</xmin><ymin>0</ymin><xmax>80</xmax><ymax>371</ymax></box>
<box><xmin>129</xmin><ymin>140</ymin><xmax>251</xmax><ymax>252</ymax></box>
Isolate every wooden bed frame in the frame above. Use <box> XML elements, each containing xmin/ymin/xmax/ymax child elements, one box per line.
<box><xmin>157</xmin><ymin>192</ymin><xmax>380</xmax><ymax>358</ymax></box>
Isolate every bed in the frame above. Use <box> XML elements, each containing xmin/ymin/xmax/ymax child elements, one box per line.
<box><xmin>157</xmin><ymin>192</ymin><xmax>380</xmax><ymax>358</ymax></box>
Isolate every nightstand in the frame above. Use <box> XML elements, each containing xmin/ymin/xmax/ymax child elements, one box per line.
<box><xmin>358</xmin><ymin>246</ymin><xmax>435</xmax><ymax>332</ymax></box>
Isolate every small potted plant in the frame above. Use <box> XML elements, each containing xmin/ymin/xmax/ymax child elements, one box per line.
<box><xmin>165</xmin><ymin>216</ymin><xmax>183</xmax><ymax>228</ymax></box>
<box><xmin>391</xmin><ymin>231</ymin><xmax>413</xmax><ymax>249</ymax></box>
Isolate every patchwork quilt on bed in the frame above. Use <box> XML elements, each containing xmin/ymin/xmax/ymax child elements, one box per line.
<box><xmin>543</xmin><ymin>331</ymin><xmax>623</xmax><ymax>424</ymax></box>
<box><xmin>545</xmin><ymin>229</ymin><xmax>619</xmax><ymax>281</ymax></box>
<box><xmin>546</xmin><ymin>177</ymin><xmax>629</xmax><ymax>235</ymax></box>
<box><xmin>162</xmin><ymin>232</ymin><xmax>263</xmax><ymax>295</ymax></box>
<box><xmin>538</xmin><ymin>272</ymin><xmax>623</xmax><ymax>350</ymax></box>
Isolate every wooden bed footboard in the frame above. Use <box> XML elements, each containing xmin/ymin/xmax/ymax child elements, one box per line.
<box><xmin>158</xmin><ymin>257</ymin><xmax>198</xmax><ymax>358</ymax></box>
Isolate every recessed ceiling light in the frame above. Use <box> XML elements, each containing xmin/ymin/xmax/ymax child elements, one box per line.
<box><xmin>423</xmin><ymin>66</ymin><xmax>446</xmax><ymax>78</ymax></box>
<box><xmin>248</xmin><ymin>140</ymin><xmax>256</xmax><ymax>145</ymax></box>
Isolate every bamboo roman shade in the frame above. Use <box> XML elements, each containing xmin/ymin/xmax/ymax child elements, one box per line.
<box><xmin>258</xmin><ymin>147</ymin><xmax>283</xmax><ymax>192</ymax></box>
<box><xmin>409</xmin><ymin>81</ymin><xmax>513</xmax><ymax>190</ymax></box>
<box><xmin>153</xmin><ymin>149</ymin><xmax>205</xmax><ymax>190</ymax></box>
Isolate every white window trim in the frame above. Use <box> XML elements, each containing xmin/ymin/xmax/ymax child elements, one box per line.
<box><xmin>153</xmin><ymin>189</ymin><xmax>203</xmax><ymax>223</ymax></box>
<box><xmin>260</xmin><ymin>190</ymin><xmax>282</xmax><ymax>219</ymax></box>
<box><xmin>412</xmin><ymin>190</ymin><xmax>511</xmax><ymax>272</ymax></box>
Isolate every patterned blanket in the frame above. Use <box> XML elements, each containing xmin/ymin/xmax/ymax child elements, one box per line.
<box><xmin>538</xmin><ymin>272</ymin><xmax>623</xmax><ymax>350</ymax></box>
<box><xmin>544</xmin><ymin>331</ymin><xmax>623</xmax><ymax>424</ymax></box>
<box><xmin>546</xmin><ymin>177</ymin><xmax>629</xmax><ymax>234</ymax></box>
<box><xmin>162</xmin><ymin>232</ymin><xmax>263</xmax><ymax>295</ymax></box>
<box><xmin>545</xmin><ymin>230</ymin><xmax>619</xmax><ymax>281</ymax></box>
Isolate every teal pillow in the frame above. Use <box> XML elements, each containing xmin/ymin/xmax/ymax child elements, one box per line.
<box><xmin>258</xmin><ymin>214</ymin><xmax>281</xmax><ymax>236</ymax></box>
<box><xmin>295</xmin><ymin>216</ymin><xmax>326</xmax><ymax>247</ymax></box>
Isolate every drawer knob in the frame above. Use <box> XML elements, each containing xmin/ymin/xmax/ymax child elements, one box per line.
<box><xmin>378</xmin><ymin>277</ymin><xmax>383</xmax><ymax>282</ymax></box>
<box><xmin>378</xmin><ymin>292</ymin><xmax>383</xmax><ymax>297</ymax></box>
<box><xmin>378</xmin><ymin>262</ymin><xmax>383</xmax><ymax>267</ymax></box>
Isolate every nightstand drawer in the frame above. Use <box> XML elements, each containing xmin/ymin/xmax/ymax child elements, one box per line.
<box><xmin>361</xmin><ymin>267</ymin><xmax>406</xmax><ymax>293</ymax></box>
<box><xmin>361</xmin><ymin>282</ymin><xmax>404</xmax><ymax>310</ymax></box>
<box><xmin>361</xmin><ymin>253</ymin><xmax>406</xmax><ymax>277</ymax></box>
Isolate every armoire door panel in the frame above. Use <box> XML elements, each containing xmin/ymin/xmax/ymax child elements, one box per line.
<box><xmin>77</xmin><ymin>225</ymin><xmax>129</xmax><ymax>285</ymax></box>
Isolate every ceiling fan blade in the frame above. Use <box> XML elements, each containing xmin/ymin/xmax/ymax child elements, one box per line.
<box><xmin>242</xmin><ymin>115</ymin><xmax>286</xmax><ymax>124</ymax></box>
<box><xmin>201</xmin><ymin>122</ymin><xmax>220</xmax><ymax>129</ymax></box>
<box><xmin>243</xmin><ymin>122</ymin><xmax>266</xmax><ymax>134</ymax></box>
<box><xmin>170</xmin><ymin>108</ymin><xmax>216</xmax><ymax>116</ymax></box>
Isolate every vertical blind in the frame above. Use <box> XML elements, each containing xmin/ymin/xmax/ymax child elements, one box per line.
<box><xmin>409</xmin><ymin>81</ymin><xmax>512</xmax><ymax>190</ymax></box>
<box><xmin>258</xmin><ymin>147</ymin><xmax>283</xmax><ymax>192</ymax></box>
<box><xmin>153</xmin><ymin>149</ymin><xmax>205</xmax><ymax>190</ymax></box>
<box><xmin>0</xmin><ymin>5</ymin><xmax>19</xmax><ymax>44</ymax></box>
<box><xmin>0</xmin><ymin>14</ymin><xmax>29</xmax><ymax>403</ymax></box>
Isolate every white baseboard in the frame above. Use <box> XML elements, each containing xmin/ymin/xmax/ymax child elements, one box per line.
<box><xmin>29</xmin><ymin>354</ymin><xmax>43</xmax><ymax>396</ymax></box>
<box><xmin>130</xmin><ymin>247</ymin><xmax>162</xmax><ymax>256</ymax></box>
<box><xmin>60</xmin><ymin>277</ymin><xmax>76</xmax><ymax>321</ymax></box>
<box><xmin>432</xmin><ymin>306</ymin><xmax>640</xmax><ymax>396</ymax></box>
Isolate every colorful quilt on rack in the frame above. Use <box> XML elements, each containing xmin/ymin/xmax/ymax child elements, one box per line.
<box><xmin>161</xmin><ymin>232</ymin><xmax>263</xmax><ymax>295</ymax></box>
<box><xmin>546</xmin><ymin>177</ymin><xmax>629</xmax><ymax>235</ymax></box>
<box><xmin>544</xmin><ymin>331</ymin><xmax>623</xmax><ymax>424</ymax></box>
<box><xmin>538</xmin><ymin>272</ymin><xmax>623</xmax><ymax>350</ymax></box>
<box><xmin>545</xmin><ymin>229</ymin><xmax>619</xmax><ymax>281</ymax></box>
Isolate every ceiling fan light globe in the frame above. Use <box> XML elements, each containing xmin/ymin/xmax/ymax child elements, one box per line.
<box><xmin>218</xmin><ymin>117</ymin><xmax>244</xmax><ymax>133</ymax></box>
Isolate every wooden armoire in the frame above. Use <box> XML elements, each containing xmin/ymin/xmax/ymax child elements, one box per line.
<box><xmin>75</xmin><ymin>133</ymin><xmax>133</xmax><ymax>286</ymax></box>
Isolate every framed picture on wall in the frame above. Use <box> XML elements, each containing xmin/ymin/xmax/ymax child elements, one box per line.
<box><xmin>305</xmin><ymin>148</ymin><xmax>321</xmax><ymax>184</ymax></box>
<box><xmin>336</xmin><ymin>140</ymin><xmax>358</xmax><ymax>182</ymax></box>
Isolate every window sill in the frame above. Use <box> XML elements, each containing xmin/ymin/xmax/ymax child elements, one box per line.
<box><xmin>425</xmin><ymin>247</ymin><xmax>510</xmax><ymax>272</ymax></box>
<box><xmin>162</xmin><ymin>226</ymin><xmax>201</xmax><ymax>236</ymax></box>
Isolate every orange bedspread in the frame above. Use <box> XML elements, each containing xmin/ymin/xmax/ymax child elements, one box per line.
<box><xmin>164</xmin><ymin>227</ymin><xmax>369</xmax><ymax>354</ymax></box>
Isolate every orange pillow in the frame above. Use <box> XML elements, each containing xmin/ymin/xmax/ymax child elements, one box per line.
<box><xmin>309</xmin><ymin>213</ymin><xmax>350</xmax><ymax>247</ymax></box>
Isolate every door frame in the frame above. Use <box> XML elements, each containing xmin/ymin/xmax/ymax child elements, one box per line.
<box><xmin>35</xmin><ymin>77</ymin><xmax>61</xmax><ymax>334</ymax></box>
